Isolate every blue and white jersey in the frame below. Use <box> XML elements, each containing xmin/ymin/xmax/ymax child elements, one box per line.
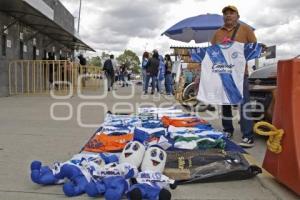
<box><xmin>168</xmin><ymin>125</ymin><xmax>224</xmax><ymax>140</ymax></box>
<box><xmin>190</xmin><ymin>42</ymin><xmax>262</xmax><ymax>105</ymax></box>
<box><xmin>136</xmin><ymin>171</ymin><xmax>175</xmax><ymax>189</ymax></box>
<box><xmin>158</xmin><ymin>55</ymin><xmax>165</xmax><ymax>81</ymax></box>
<box><xmin>103</xmin><ymin>114</ymin><xmax>141</xmax><ymax>128</ymax></box>
<box><xmin>101</xmin><ymin>126</ymin><xmax>133</xmax><ymax>135</ymax></box>
<box><xmin>91</xmin><ymin>163</ymin><xmax>138</xmax><ymax>180</ymax></box>
<box><xmin>142</xmin><ymin>58</ymin><xmax>148</xmax><ymax>69</ymax></box>
<box><xmin>52</xmin><ymin>153</ymin><xmax>105</xmax><ymax>182</ymax></box>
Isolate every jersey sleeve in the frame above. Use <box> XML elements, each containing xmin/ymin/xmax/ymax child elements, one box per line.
<box><xmin>142</xmin><ymin>59</ymin><xmax>148</xmax><ymax>68</ymax></box>
<box><xmin>244</xmin><ymin>43</ymin><xmax>262</xmax><ymax>61</ymax></box>
<box><xmin>189</xmin><ymin>47</ymin><xmax>207</xmax><ymax>63</ymax></box>
<box><xmin>119</xmin><ymin>163</ymin><xmax>138</xmax><ymax>179</ymax></box>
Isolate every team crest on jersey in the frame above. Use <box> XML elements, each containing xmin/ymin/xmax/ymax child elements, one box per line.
<box><xmin>231</xmin><ymin>52</ymin><xmax>238</xmax><ymax>59</ymax></box>
<box><xmin>211</xmin><ymin>51</ymin><xmax>220</xmax><ymax>58</ymax></box>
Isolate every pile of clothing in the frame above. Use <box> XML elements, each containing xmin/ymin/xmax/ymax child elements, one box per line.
<box><xmin>83</xmin><ymin>107</ymin><xmax>228</xmax><ymax>153</ymax></box>
<box><xmin>29</xmin><ymin>107</ymin><xmax>261</xmax><ymax>199</ymax></box>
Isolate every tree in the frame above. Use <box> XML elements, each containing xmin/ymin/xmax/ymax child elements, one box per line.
<box><xmin>100</xmin><ymin>52</ymin><xmax>110</xmax><ymax>63</ymax></box>
<box><xmin>89</xmin><ymin>56</ymin><xmax>102</xmax><ymax>67</ymax></box>
<box><xmin>116</xmin><ymin>50</ymin><xmax>141</xmax><ymax>74</ymax></box>
<box><xmin>131</xmin><ymin>65</ymin><xmax>141</xmax><ymax>74</ymax></box>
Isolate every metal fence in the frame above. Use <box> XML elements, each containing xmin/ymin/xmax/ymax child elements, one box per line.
<box><xmin>8</xmin><ymin>60</ymin><xmax>102</xmax><ymax>95</ymax></box>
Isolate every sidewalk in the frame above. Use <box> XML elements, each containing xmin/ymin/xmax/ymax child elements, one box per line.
<box><xmin>0</xmin><ymin>84</ymin><xmax>298</xmax><ymax>199</ymax></box>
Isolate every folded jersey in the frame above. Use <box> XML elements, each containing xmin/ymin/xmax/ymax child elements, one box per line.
<box><xmin>84</xmin><ymin>133</ymin><xmax>133</xmax><ymax>153</ymax></box>
<box><xmin>162</xmin><ymin>116</ymin><xmax>208</xmax><ymax>127</ymax></box>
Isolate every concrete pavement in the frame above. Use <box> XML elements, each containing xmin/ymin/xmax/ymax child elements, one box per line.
<box><xmin>0</xmin><ymin>82</ymin><xmax>298</xmax><ymax>199</ymax></box>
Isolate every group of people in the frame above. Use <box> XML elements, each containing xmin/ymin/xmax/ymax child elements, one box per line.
<box><xmin>103</xmin><ymin>55</ymin><xmax>130</xmax><ymax>91</ymax></box>
<box><xmin>141</xmin><ymin>50</ymin><xmax>174</xmax><ymax>95</ymax></box>
<box><xmin>103</xmin><ymin>5</ymin><xmax>259</xmax><ymax>148</ymax></box>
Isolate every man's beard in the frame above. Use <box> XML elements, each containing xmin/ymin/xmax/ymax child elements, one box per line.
<box><xmin>225</xmin><ymin>20</ymin><xmax>237</xmax><ymax>28</ymax></box>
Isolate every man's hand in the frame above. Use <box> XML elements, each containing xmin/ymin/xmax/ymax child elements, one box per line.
<box><xmin>260</xmin><ymin>43</ymin><xmax>268</xmax><ymax>52</ymax></box>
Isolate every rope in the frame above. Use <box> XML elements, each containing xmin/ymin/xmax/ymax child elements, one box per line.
<box><xmin>254</xmin><ymin>121</ymin><xmax>284</xmax><ymax>154</ymax></box>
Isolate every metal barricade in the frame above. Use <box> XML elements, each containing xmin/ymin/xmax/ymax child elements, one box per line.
<box><xmin>8</xmin><ymin>60</ymin><xmax>102</xmax><ymax>96</ymax></box>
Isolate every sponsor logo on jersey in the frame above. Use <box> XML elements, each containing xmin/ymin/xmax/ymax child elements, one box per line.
<box><xmin>212</xmin><ymin>64</ymin><xmax>234</xmax><ymax>73</ymax></box>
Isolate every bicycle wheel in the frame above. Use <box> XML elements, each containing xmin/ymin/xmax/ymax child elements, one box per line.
<box><xmin>182</xmin><ymin>82</ymin><xmax>209</xmax><ymax>111</ymax></box>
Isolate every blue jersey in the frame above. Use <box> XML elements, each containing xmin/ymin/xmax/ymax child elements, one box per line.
<box><xmin>190</xmin><ymin>42</ymin><xmax>262</xmax><ymax>105</ymax></box>
<box><xmin>158</xmin><ymin>55</ymin><xmax>165</xmax><ymax>81</ymax></box>
<box><xmin>142</xmin><ymin>58</ymin><xmax>148</xmax><ymax>69</ymax></box>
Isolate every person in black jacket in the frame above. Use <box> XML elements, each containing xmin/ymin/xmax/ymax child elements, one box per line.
<box><xmin>103</xmin><ymin>55</ymin><xmax>115</xmax><ymax>91</ymax></box>
<box><xmin>144</xmin><ymin>50</ymin><xmax>159</xmax><ymax>95</ymax></box>
<box><xmin>77</xmin><ymin>54</ymin><xmax>87</xmax><ymax>87</ymax></box>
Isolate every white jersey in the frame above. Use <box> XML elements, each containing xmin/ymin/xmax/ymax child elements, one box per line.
<box><xmin>190</xmin><ymin>42</ymin><xmax>262</xmax><ymax>105</ymax></box>
<box><xmin>136</xmin><ymin>170</ymin><xmax>175</xmax><ymax>188</ymax></box>
<box><xmin>91</xmin><ymin>163</ymin><xmax>138</xmax><ymax>180</ymax></box>
<box><xmin>50</xmin><ymin>153</ymin><xmax>105</xmax><ymax>183</ymax></box>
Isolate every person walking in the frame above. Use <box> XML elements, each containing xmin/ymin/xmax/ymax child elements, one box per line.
<box><xmin>157</xmin><ymin>55</ymin><xmax>165</xmax><ymax>93</ymax></box>
<box><xmin>141</xmin><ymin>52</ymin><xmax>149</xmax><ymax>92</ymax></box>
<box><xmin>120</xmin><ymin>64</ymin><xmax>129</xmax><ymax>87</ymax></box>
<box><xmin>164</xmin><ymin>54</ymin><xmax>173</xmax><ymax>95</ymax></box>
<box><xmin>144</xmin><ymin>50</ymin><xmax>159</xmax><ymax>95</ymax></box>
<box><xmin>103</xmin><ymin>55</ymin><xmax>115</xmax><ymax>92</ymax></box>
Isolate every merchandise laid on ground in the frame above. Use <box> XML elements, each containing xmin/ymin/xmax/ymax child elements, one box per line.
<box><xmin>30</xmin><ymin>107</ymin><xmax>261</xmax><ymax>200</ymax></box>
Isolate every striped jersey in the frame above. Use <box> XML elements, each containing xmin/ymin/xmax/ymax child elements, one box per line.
<box><xmin>190</xmin><ymin>42</ymin><xmax>262</xmax><ymax>105</ymax></box>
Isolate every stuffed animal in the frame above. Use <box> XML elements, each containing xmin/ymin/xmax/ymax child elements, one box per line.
<box><xmin>30</xmin><ymin>153</ymin><xmax>118</xmax><ymax>197</ymax></box>
<box><xmin>30</xmin><ymin>160</ymin><xmax>65</xmax><ymax>185</ymax></box>
<box><xmin>85</xmin><ymin>141</ymin><xmax>145</xmax><ymax>200</ymax></box>
<box><xmin>127</xmin><ymin>146</ymin><xmax>177</xmax><ymax>200</ymax></box>
<box><xmin>31</xmin><ymin>153</ymin><xmax>97</xmax><ymax>186</ymax></box>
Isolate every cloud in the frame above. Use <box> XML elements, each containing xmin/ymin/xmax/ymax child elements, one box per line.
<box><xmin>60</xmin><ymin>0</ymin><xmax>300</xmax><ymax>60</ymax></box>
<box><xmin>270</xmin><ymin>0</ymin><xmax>300</xmax><ymax>13</ymax></box>
<box><xmin>240</xmin><ymin>0</ymin><xmax>300</xmax><ymax>60</ymax></box>
<box><xmin>61</xmin><ymin>0</ymin><xmax>183</xmax><ymax>54</ymax></box>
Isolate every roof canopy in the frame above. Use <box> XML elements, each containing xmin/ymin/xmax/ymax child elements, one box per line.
<box><xmin>0</xmin><ymin>0</ymin><xmax>95</xmax><ymax>52</ymax></box>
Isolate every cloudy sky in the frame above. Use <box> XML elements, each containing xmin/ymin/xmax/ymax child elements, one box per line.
<box><xmin>61</xmin><ymin>0</ymin><xmax>300</xmax><ymax>63</ymax></box>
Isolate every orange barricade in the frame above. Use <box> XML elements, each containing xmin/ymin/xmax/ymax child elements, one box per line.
<box><xmin>262</xmin><ymin>58</ymin><xmax>300</xmax><ymax>195</ymax></box>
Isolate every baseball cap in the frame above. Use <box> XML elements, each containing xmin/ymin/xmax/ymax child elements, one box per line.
<box><xmin>222</xmin><ymin>5</ymin><xmax>239</xmax><ymax>14</ymax></box>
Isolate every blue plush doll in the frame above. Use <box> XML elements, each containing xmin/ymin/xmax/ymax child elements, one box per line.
<box><xmin>30</xmin><ymin>160</ymin><xmax>65</xmax><ymax>185</ymax></box>
<box><xmin>127</xmin><ymin>146</ymin><xmax>177</xmax><ymax>200</ymax></box>
<box><xmin>30</xmin><ymin>153</ymin><xmax>118</xmax><ymax>197</ymax></box>
<box><xmin>85</xmin><ymin>141</ymin><xmax>146</xmax><ymax>200</ymax></box>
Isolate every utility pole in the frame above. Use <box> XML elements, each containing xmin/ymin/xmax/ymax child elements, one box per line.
<box><xmin>77</xmin><ymin>0</ymin><xmax>82</xmax><ymax>34</ymax></box>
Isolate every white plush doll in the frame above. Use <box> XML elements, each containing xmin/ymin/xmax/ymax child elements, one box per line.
<box><xmin>119</xmin><ymin>140</ymin><xmax>146</xmax><ymax>166</ymax></box>
<box><xmin>127</xmin><ymin>145</ymin><xmax>177</xmax><ymax>200</ymax></box>
<box><xmin>141</xmin><ymin>145</ymin><xmax>167</xmax><ymax>172</ymax></box>
<box><xmin>85</xmin><ymin>141</ymin><xmax>145</xmax><ymax>200</ymax></box>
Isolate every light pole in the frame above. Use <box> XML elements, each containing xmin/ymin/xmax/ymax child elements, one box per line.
<box><xmin>144</xmin><ymin>42</ymin><xmax>148</xmax><ymax>51</ymax></box>
<box><xmin>77</xmin><ymin>0</ymin><xmax>82</xmax><ymax>34</ymax></box>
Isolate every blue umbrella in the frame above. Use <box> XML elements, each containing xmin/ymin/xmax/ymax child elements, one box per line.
<box><xmin>162</xmin><ymin>13</ymin><xmax>254</xmax><ymax>43</ymax></box>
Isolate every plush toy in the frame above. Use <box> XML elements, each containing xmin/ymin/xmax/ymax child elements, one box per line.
<box><xmin>30</xmin><ymin>153</ymin><xmax>118</xmax><ymax>197</ymax></box>
<box><xmin>85</xmin><ymin>141</ymin><xmax>145</xmax><ymax>200</ymax></box>
<box><xmin>30</xmin><ymin>153</ymin><xmax>98</xmax><ymax>186</ymax></box>
<box><xmin>127</xmin><ymin>146</ymin><xmax>177</xmax><ymax>200</ymax></box>
<box><xmin>30</xmin><ymin>160</ymin><xmax>65</xmax><ymax>185</ymax></box>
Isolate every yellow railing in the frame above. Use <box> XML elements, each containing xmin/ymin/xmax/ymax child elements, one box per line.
<box><xmin>8</xmin><ymin>60</ymin><xmax>102</xmax><ymax>95</ymax></box>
